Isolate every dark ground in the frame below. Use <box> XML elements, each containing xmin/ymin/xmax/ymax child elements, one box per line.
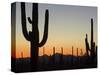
<box><xmin>11</xmin><ymin>54</ymin><xmax>97</xmax><ymax>73</ymax></box>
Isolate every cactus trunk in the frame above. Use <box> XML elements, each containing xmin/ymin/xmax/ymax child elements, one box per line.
<box><xmin>30</xmin><ymin>42</ymin><xmax>39</xmax><ymax>70</ymax></box>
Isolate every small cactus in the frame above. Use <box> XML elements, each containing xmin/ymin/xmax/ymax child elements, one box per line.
<box><xmin>76</xmin><ymin>48</ymin><xmax>79</xmax><ymax>64</ymax></box>
<box><xmin>85</xmin><ymin>34</ymin><xmax>90</xmax><ymax>56</ymax></box>
<box><xmin>71</xmin><ymin>46</ymin><xmax>74</xmax><ymax>65</ymax></box>
<box><xmin>60</xmin><ymin>47</ymin><xmax>63</xmax><ymax>65</ymax></box>
<box><xmin>53</xmin><ymin>47</ymin><xmax>55</xmax><ymax>64</ymax></box>
<box><xmin>21</xmin><ymin>52</ymin><xmax>23</xmax><ymax>58</ymax></box>
<box><xmin>80</xmin><ymin>48</ymin><xmax>83</xmax><ymax>56</ymax></box>
<box><xmin>77</xmin><ymin>48</ymin><xmax>78</xmax><ymax>57</ymax></box>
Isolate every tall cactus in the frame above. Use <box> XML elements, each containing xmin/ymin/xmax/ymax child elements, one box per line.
<box><xmin>21</xmin><ymin>2</ymin><xmax>49</xmax><ymax>70</ymax></box>
<box><xmin>90</xmin><ymin>19</ymin><xmax>96</xmax><ymax>59</ymax></box>
<box><xmin>85</xmin><ymin>18</ymin><xmax>96</xmax><ymax>60</ymax></box>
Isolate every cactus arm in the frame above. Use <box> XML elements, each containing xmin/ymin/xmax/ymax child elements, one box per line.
<box><xmin>28</xmin><ymin>17</ymin><xmax>32</xmax><ymax>24</ymax></box>
<box><xmin>21</xmin><ymin>2</ymin><xmax>30</xmax><ymax>41</ymax></box>
<box><xmin>38</xmin><ymin>10</ymin><xmax>49</xmax><ymax>47</ymax></box>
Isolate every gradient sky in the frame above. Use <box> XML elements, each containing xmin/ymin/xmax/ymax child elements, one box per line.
<box><xmin>13</xmin><ymin>2</ymin><xmax>97</xmax><ymax>58</ymax></box>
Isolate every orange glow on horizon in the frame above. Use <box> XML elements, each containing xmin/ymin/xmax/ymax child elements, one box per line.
<box><xmin>12</xmin><ymin>45</ymin><xmax>86</xmax><ymax>58</ymax></box>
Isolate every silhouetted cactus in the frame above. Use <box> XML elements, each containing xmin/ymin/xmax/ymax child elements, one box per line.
<box><xmin>85</xmin><ymin>34</ymin><xmax>90</xmax><ymax>56</ymax></box>
<box><xmin>53</xmin><ymin>47</ymin><xmax>55</xmax><ymax>55</ymax></box>
<box><xmin>80</xmin><ymin>48</ymin><xmax>83</xmax><ymax>56</ymax></box>
<box><xmin>76</xmin><ymin>48</ymin><xmax>79</xmax><ymax>64</ymax></box>
<box><xmin>91</xmin><ymin>19</ymin><xmax>94</xmax><ymax>56</ymax></box>
<box><xmin>80</xmin><ymin>48</ymin><xmax>83</xmax><ymax>64</ymax></box>
<box><xmin>21</xmin><ymin>2</ymin><xmax>49</xmax><ymax>70</ymax></box>
<box><xmin>72</xmin><ymin>46</ymin><xmax>74</xmax><ymax>56</ymax></box>
<box><xmin>61</xmin><ymin>47</ymin><xmax>63</xmax><ymax>55</ymax></box>
<box><xmin>21</xmin><ymin>52</ymin><xmax>23</xmax><ymax>58</ymax></box>
<box><xmin>77</xmin><ymin>48</ymin><xmax>78</xmax><ymax>57</ymax></box>
<box><xmin>85</xmin><ymin>18</ymin><xmax>97</xmax><ymax>61</ymax></box>
<box><xmin>60</xmin><ymin>47</ymin><xmax>63</xmax><ymax>65</ymax></box>
<box><xmin>71</xmin><ymin>46</ymin><xmax>74</xmax><ymax>65</ymax></box>
<box><xmin>53</xmin><ymin>47</ymin><xmax>55</xmax><ymax>64</ymax></box>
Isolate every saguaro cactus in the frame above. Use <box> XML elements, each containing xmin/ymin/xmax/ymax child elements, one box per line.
<box><xmin>90</xmin><ymin>19</ymin><xmax>96</xmax><ymax>59</ymax></box>
<box><xmin>85</xmin><ymin>18</ymin><xmax>96</xmax><ymax>60</ymax></box>
<box><xmin>21</xmin><ymin>2</ymin><xmax>49</xmax><ymax>70</ymax></box>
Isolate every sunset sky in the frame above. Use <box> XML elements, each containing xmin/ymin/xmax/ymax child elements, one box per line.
<box><xmin>12</xmin><ymin>2</ymin><xmax>97</xmax><ymax>58</ymax></box>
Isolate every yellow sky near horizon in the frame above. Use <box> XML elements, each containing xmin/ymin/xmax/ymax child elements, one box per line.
<box><xmin>14</xmin><ymin>39</ymin><xmax>86</xmax><ymax>58</ymax></box>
